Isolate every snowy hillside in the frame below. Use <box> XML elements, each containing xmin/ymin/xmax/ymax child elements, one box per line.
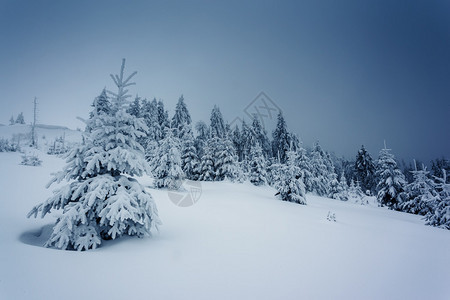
<box><xmin>0</xmin><ymin>123</ymin><xmax>82</xmax><ymax>150</ymax></box>
<box><xmin>0</xmin><ymin>151</ymin><xmax>449</xmax><ymax>300</ymax></box>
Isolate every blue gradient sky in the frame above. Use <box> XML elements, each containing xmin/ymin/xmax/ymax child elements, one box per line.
<box><xmin>1</xmin><ymin>0</ymin><xmax>449</xmax><ymax>163</ymax></box>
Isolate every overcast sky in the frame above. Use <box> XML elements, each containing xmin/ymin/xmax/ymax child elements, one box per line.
<box><xmin>1</xmin><ymin>0</ymin><xmax>449</xmax><ymax>164</ymax></box>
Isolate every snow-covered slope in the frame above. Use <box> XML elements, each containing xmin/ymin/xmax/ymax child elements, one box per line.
<box><xmin>0</xmin><ymin>124</ymin><xmax>82</xmax><ymax>150</ymax></box>
<box><xmin>0</xmin><ymin>152</ymin><xmax>449</xmax><ymax>299</ymax></box>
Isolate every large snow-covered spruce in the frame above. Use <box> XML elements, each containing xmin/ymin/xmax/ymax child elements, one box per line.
<box><xmin>402</xmin><ymin>166</ymin><xmax>438</xmax><ymax>215</ymax></box>
<box><xmin>425</xmin><ymin>170</ymin><xmax>450</xmax><ymax>229</ymax></box>
<box><xmin>375</xmin><ymin>146</ymin><xmax>406</xmax><ymax>210</ymax></box>
<box><xmin>249</xmin><ymin>143</ymin><xmax>267</xmax><ymax>186</ymax></box>
<box><xmin>274</xmin><ymin>151</ymin><xmax>307</xmax><ymax>205</ymax></box>
<box><xmin>27</xmin><ymin>59</ymin><xmax>160</xmax><ymax>250</ymax></box>
<box><xmin>152</xmin><ymin>128</ymin><xmax>184</xmax><ymax>189</ymax></box>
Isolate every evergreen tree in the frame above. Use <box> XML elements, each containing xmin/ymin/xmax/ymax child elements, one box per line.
<box><xmin>402</xmin><ymin>165</ymin><xmax>438</xmax><ymax>215</ymax></box>
<box><xmin>296</xmin><ymin>147</ymin><xmax>313</xmax><ymax>192</ymax></box>
<box><xmin>157</xmin><ymin>100</ymin><xmax>170</xmax><ymax>140</ymax></box>
<box><xmin>425</xmin><ymin>170</ymin><xmax>450</xmax><ymax>229</ymax></box>
<box><xmin>127</xmin><ymin>95</ymin><xmax>141</xmax><ymax>118</ymax></box>
<box><xmin>348</xmin><ymin>179</ymin><xmax>367</xmax><ymax>204</ymax></box>
<box><xmin>274</xmin><ymin>150</ymin><xmax>307</xmax><ymax>205</ymax></box>
<box><xmin>329</xmin><ymin>171</ymin><xmax>349</xmax><ymax>201</ymax></box>
<box><xmin>266</xmin><ymin>158</ymin><xmax>281</xmax><ymax>187</ymax></box>
<box><xmin>152</xmin><ymin>128</ymin><xmax>184</xmax><ymax>189</ymax></box>
<box><xmin>15</xmin><ymin>112</ymin><xmax>25</xmax><ymax>124</ymax></box>
<box><xmin>354</xmin><ymin>145</ymin><xmax>376</xmax><ymax>194</ymax></box>
<box><xmin>251</xmin><ymin>114</ymin><xmax>271</xmax><ymax>158</ymax></box>
<box><xmin>249</xmin><ymin>143</ymin><xmax>267</xmax><ymax>186</ymax></box>
<box><xmin>9</xmin><ymin>115</ymin><xmax>14</xmax><ymax>125</ymax></box>
<box><xmin>171</xmin><ymin>95</ymin><xmax>192</xmax><ymax>139</ymax></box>
<box><xmin>400</xmin><ymin>160</ymin><xmax>415</xmax><ymax>184</ymax></box>
<box><xmin>272</xmin><ymin>112</ymin><xmax>290</xmax><ymax>163</ymax></box>
<box><xmin>337</xmin><ymin>171</ymin><xmax>349</xmax><ymax>201</ymax></box>
<box><xmin>375</xmin><ymin>146</ymin><xmax>406</xmax><ymax>209</ymax></box>
<box><xmin>213</xmin><ymin>135</ymin><xmax>238</xmax><ymax>181</ymax></box>
<box><xmin>141</xmin><ymin>98</ymin><xmax>159</xmax><ymax>142</ymax></box>
<box><xmin>240</xmin><ymin>120</ymin><xmax>253</xmax><ymax>162</ymax></box>
<box><xmin>194</xmin><ymin>121</ymin><xmax>209</xmax><ymax>159</ymax></box>
<box><xmin>181</xmin><ymin>125</ymin><xmax>200</xmax><ymax>180</ymax></box>
<box><xmin>27</xmin><ymin>59</ymin><xmax>160</xmax><ymax>250</ymax></box>
<box><xmin>431</xmin><ymin>158</ymin><xmax>450</xmax><ymax>183</ymax></box>
<box><xmin>90</xmin><ymin>89</ymin><xmax>110</xmax><ymax>118</ymax></box>
<box><xmin>231</xmin><ymin>124</ymin><xmax>243</xmax><ymax>162</ymax></box>
<box><xmin>199</xmin><ymin>144</ymin><xmax>215</xmax><ymax>181</ymax></box>
<box><xmin>210</xmin><ymin>105</ymin><xmax>226</xmax><ymax>138</ymax></box>
<box><xmin>309</xmin><ymin>142</ymin><xmax>330</xmax><ymax>196</ymax></box>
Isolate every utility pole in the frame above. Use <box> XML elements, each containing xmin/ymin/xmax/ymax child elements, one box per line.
<box><xmin>31</xmin><ymin>97</ymin><xmax>37</xmax><ymax>148</ymax></box>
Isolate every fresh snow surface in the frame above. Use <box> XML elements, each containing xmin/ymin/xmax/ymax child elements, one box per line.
<box><xmin>0</xmin><ymin>151</ymin><xmax>449</xmax><ymax>300</ymax></box>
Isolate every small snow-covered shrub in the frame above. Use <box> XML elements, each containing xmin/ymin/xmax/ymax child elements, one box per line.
<box><xmin>327</xmin><ymin>211</ymin><xmax>336</xmax><ymax>222</ymax></box>
<box><xmin>0</xmin><ymin>138</ymin><xmax>18</xmax><ymax>152</ymax></box>
<box><xmin>47</xmin><ymin>137</ymin><xmax>69</xmax><ymax>155</ymax></box>
<box><xmin>21</xmin><ymin>154</ymin><xmax>42</xmax><ymax>166</ymax></box>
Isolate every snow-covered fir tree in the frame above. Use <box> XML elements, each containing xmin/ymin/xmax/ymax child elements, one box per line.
<box><xmin>152</xmin><ymin>128</ymin><xmax>184</xmax><ymax>189</ymax></box>
<box><xmin>157</xmin><ymin>100</ymin><xmax>170</xmax><ymax>140</ymax></box>
<box><xmin>309</xmin><ymin>142</ymin><xmax>331</xmax><ymax>196</ymax></box>
<box><xmin>15</xmin><ymin>112</ymin><xmax>25</xmax><ymax>124</ymax></box>
<box><xmin>89</xmin><ymin>89</ymin><xmax>110</xmax><ymax>119</ymax></box>
<box><xmin>231</xmin><ymin>124</ymin><xmax>244</xmax><ymax>162</ymax></box>
<box><xmin>240</xmin><ymin>120</ymin><xmax>253</xmax><ymax>162</ymax></box>
<box><xmin>425</xmin><ymin>170</ymin><xmax>450</xmax><ymax>229</ymax></box>
<box><xmin>249</xmin><ymin>143</ymin><xmax>267</xmax><ymax>186</ymax></box>
<box><xmin>194</xmin><ymin>121</ymin><xmax>209</xmax><ymax>159</ymax></box>
<box><xmin>375</xmin><ymin>145</ymin><xmax>406</xmax><ymax>209</ymax></box>
<box><xmin>181</xmin><ymin>125</ymin><xmax>200</xmax><ymax>180</ymax></box>
<box><xmin>210</xmin><ymin>105</ymin><xmax>226</xmax><ymax>138</ymax></box>
<box><xmin>171</xmin><ymin>95</ymin><xmax>192</xmax><ymax>139</ymax></box>
<box><xmin>9</xmin><ymin>115</ymin><xmax>15</xmax><ymax>125</ymax></box>
<box><xmin>251</xmin><ymin>114</ymin><xmax>271</xmax><ymax>158</ymax></box>
<box><xmin>213</xmin><ymin>134</ymin><xmax>238</xmax><ymax>181</ymax></box>
<box><xmin>348</xmin><ymin>179</ymin><xmax>366</xmax><ymax>204</ymax></box>
<box><xmin>329</xmin><ymin>171</ymin><xmax>348</xmax><ymax>201</ymax></box>
<box><xmin>141</xmin><ymin>98</ymin><xmax>159</xmax><ymax>142</ymax></box>
<box><xmin>337</xmin><ymin>171</ymin><xmax>349</xmax><ymax>201</ymax></box>
<box><xmin>274</xmin><ymin>150</ymin><xmax>306</xmax><ymax>204</ymax></box>
<box><xmin>296</xmin><ymin>146</ymin><xmax>313</xmax><ymax>192</ymax></box>
<box><xmin>86</xmin><ymin>89</ymin><xmax>111</xmax><ymax>134</ymax></box>
<box><xmin>401</xmin><ymin>165</ymin><xmax>438</xmax><ymax>215</ymax></box>
<box><xmin>266</xmin><ymin>158</ymin><xmax>281</xmax><ymax>187</ymax></box>
<box><xmin>272</xmin><ymin>112</ymin><xmax>290</xmax><ymax>163</ymax></box>
<box><xmin>355</xmin><ymin>145</ymin><xmax>376</xmax><ymax>194</ymax></box>
<box><xmin>199</xmin><ymin>144</ymin><xmax>215</xmax><ymax>181</ymax></box>
<box><xmin>27</xmin><ymin>59</ymin><xmax>160</xmax><ymax>250</ymax></box>
<box><xmin>431</xmin><ymin>158</ymin><xmax>450</xmax><ymax>183</ymax></box>
<box><xmin>127</xmin><ymin>95</ymin><xmax>142</xmax><ymax>118</ymax></box>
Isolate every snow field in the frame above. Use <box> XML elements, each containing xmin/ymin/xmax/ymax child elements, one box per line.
<box><xmin>0</xmin><ymin>152</ymin><xmax>449</xmax><ymax>300</ymax></box>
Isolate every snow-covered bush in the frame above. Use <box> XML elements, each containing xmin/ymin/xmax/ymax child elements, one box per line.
<box><xmin>27</xmin><ymin>59</ymin><xmax>160</xmax><ymax>250</ymax></box>
<box><xmin>0</xmin><ymin>138</ymin><xmax>18</xmax><ymax>152</ymax></box>
<box><xmin>47</xmin><ymin>137</ymin><xmax>69</xmax><ymax>155</ymax></box>
<box><xmin>21</xmin><ymin>154</ymin><xmax>42</xmax><ymax>166</ymax></box>
<box><xmin>327</xmin><ymin>211</ymin><xmax>336</xmax><ymax>222</ymax></box>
